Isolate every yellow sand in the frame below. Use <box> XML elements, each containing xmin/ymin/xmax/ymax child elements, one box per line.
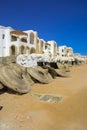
<box><xmin>0</xmin><ymin>64</ymin><xmax>87</xmax><ymax>130</ymax></box>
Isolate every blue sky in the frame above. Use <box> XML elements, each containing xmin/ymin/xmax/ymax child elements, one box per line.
<box><xmin>0</xmin><ymin>0</ymin><xmax>87</xmax><ymax>55</ymax></box>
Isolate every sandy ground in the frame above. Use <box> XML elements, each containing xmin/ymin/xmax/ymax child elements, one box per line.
<box><xmin>0</xmin><ymin>64</ymin><xmax>87</xmax><ymax>130</ymax></box>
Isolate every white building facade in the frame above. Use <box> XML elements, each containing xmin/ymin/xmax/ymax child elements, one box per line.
<box><xmin>57</xmin><ymin>45</ymin><xmax>74</xmax><ymax>61</ymax></box>
<box><xmin>0</xmin><ymin>25</ymin><xmax>85</xmax><ymax>62</ymax></box>
<box><xmin>47</xmin><ymin>41</ymin><xmax>57</xmax><ymax>58</ymax></box>
<box><xmin>0</xmin><ymin>26</ymin><xmax>13</xmax><ymax>57</ymax></box>
<box><xmin>0</xmin><ymin>26</ymin><xmax>58</xmax><ymax>58</ymax></box>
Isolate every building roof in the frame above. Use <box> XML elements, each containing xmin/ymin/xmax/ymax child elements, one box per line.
<box><xmin>10</xmin><ymin>30</ymin><xmax>28</xmax><ymax>36</ymax></box>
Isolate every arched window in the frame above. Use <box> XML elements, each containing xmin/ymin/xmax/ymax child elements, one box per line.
<box><xmin>54</xmin><ymin>44</ymin><xmax>57</xmax><ymax>55</ymax></box>
<box><xmin>26</xmin><ymin>46</ymin><xmax>30</xmax><ymax>54</ymax></box>
<box><xmin>36</xmin><ymin>38</ymin><xmax>39</xmax><ymax>53</ymax></box>
<box><xmin>30</xmin><ymin>32</ymin><xmax>34</xmax><ymax>44</ymax></box>
<box><xmin>37</xmin><ymin>38</ymin><xmax>39</xmax><ymax>45</ymax></box>
<box><xmin>10</xmin><ymin>45</ymin><xmax>17</xmax><ymax>56</ymax></box>
<box><xmin>40</xmin><ymin>41</ymin><xmax>44</xmax><ymax>54</ymax></box>
<box><xmin>20</xmin><ymin>46</ymin><xmax>25</xmax><ymax>54</ymax></box>
<box><xmin>30</xmin><ymin>48</ymin><xmax>35</xmax><ymax>54</ymax></box>
<box><xmin>21</xmin><ymin>38</ymin><xmax>27</xmax><ymax>43</ymax></box>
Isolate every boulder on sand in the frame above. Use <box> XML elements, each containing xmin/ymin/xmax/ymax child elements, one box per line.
<box><xmin>0</xmin><ymin>82</ymin><xmax>4</xmax><ymax>90</ymax></box>
<box><xmin>27</xmin><ymin>67</ymin><xmax>53</xmax><ymax>84</ymax></box>
<box><xmin>43</xmin><ymin>65</ymin><xmax>69</xmax><ymax>78</ymax></box>
<box><xmin>0</xmin><ymin>65</ymin><xmax>31</xmax><ymax>94</ymax></box>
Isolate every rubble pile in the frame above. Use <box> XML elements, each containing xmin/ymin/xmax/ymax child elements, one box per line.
<box><xmin>16</xmin><ymin>54</ymin><xmax>50</xmax><ymax>67</ymax></box>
